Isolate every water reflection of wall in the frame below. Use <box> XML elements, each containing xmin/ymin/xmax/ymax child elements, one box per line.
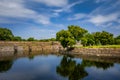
<box><xmin>0</xmin><ymin>51</ymin><xmax>61</xmax><ymax>61</ymax></box>
<box><xmin>56</xmin><ymin>55</ymin><xmax>114</xmax><ymax>80</ymax></box>
<box><xmin>71</xmin><ymin>54</ymin><xmax>120</xmax><ymax>63</ymax></box>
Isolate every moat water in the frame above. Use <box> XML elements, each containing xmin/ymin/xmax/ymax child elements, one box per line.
<box><xmin>0</xmin><ymin>52</ymin><xmax>120</xmax><ymax>80</ymax></box>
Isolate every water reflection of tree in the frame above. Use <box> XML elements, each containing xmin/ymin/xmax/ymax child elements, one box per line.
<box><xmin>0</xmin><ymin>60</ymin><xmax>13</xmax><ymax>72</ymax></box>
<box><xmin>56</xmin><ymin>56</ymin><xmax>88</xmax><ymax>80</ymax></box>
<box><xmin>82</xmin><ymin>60</ymin><xmax>114</xmax><ymax>70</ymax></box>
<box><xmin>57</xmin><ymin>56</ymin><xmax>114</xmax><ymax>80</ymax></box>
<box><xmin>28</xmin><ymin>54</ymin><xmax>35</xmax><ymax>60</ymax></box>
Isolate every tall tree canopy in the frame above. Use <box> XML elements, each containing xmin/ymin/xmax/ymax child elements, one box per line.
<box><xmin>81</xmin><ymin>33</ymin><xmax>95</xmax><ymax>46</ymax></box>
<box><xmin>56</xmin><ymin>25</ymin><xmax>88</xmax><ymax>48</ymax></box>
<box><xmin>56</xmin><ymin>30</ymin><xmax>75</xmax><ymax>48</ymax></box>
<box><xmin>114</xmin><ymin>35</ymin><xmax>120</xmax><ymax>44</ymax></box>
<box><xmin>93</xmin><ymin>31</ymin><xmax>114</xmax><ymax>45</ymax></box>
<box><xmin>0</xmin><ymin>28</ymin><xmax>14</xmax><ymax>41</ymax></box>
<box><xmin>116</xmin><ymin>35</ymin><xmax>120</xmax><ymax>39</ymax></box>
<box><xmin>68</xmin><ymin>25</ymin><xmax>88</xmax><ymax>41</ymax></box>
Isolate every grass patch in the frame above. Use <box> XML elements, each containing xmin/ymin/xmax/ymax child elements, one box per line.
<box><xmin>75</xmin><ymin>45</ymin><xmax>120</xmax><ymax>48</ymax></box>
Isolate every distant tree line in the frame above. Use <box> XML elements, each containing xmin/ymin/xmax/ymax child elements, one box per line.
<box><xmin>56</xmin><ymin>25</ymin><xmax>120</xmax><ymax>48</ymax></box>
<box><xmin>0</xmin><ymin>28</ymin><xmax>56</xmax><ymax>41</ymax></box>
<box><xmin>0</xmin><ymin>27</ymin><xmax>120</xmax><ymax>48</ymax></box>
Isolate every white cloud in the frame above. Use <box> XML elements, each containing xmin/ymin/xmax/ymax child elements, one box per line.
<box><xmin>0</xmin><ymin>0</ymin><xmax>86</xmax><ymax>25</ymax></box>
<box><xmin>68</xmin><ymin>13</ymin><xmax>87</xmax><ymax>20</ymax></box>
<box><xmin>0</xmin><ymin>0</ymin><xmax>35</xmax><ymax>18</ymax></box>
<box><xmin>91</xmin><ymin>0</ymin><xmax>120</xmax><ymax>15</ymax></box>
<box><xmin>68</xmin><ymin>0</ymin><xmax>120</xmax><ymax>30</ymax></box>
<box><xmin>88</xmin><ymin>0</ymin><xmax>120</xmax><ymax>29</ymax></box>
<box><xmin>95</xmin><ymin>0</ymin><xmax>107</xmax><ymax>3</ymax></box>
<box><xmin>54</xmin><ymin>1</ymin><xmax>83</xmax><ymax>13</ymax></box>
<box><xmin>0</xmin><ymin>0</ymin><xmax>51</xmax><ymax>25</ymax></box>
<box><xmin>34</xmin><ymin>0</ymin><xmax>68</xmax><ymax>7</ymax></box>
<box><xmin>51</xmin><ymin>23</ymin><xmax>65</xmax><ymax>28</ymax></box>
<box><xmin>52</xmin><ymin>12</ymin><xmax>59</xmax><ymax>17</ymax></box>
<box><xmin>0</xmin><ymin>18</ymin><xmax>18</xmax><ymax>23</ymax></box>
<box><xmin>35</xmin><ymin>15</ymin><xmax>51</xmax><ymax>25</ymax></box>
<box><xmin>109</xmin><ymin>25</ymin><xmax>120</xmax><ymax>30</ymax></box>
<box><xmin>88</xmin><ymin>13</ymin><xmax>119</xmax><ymax>26</ymax></box>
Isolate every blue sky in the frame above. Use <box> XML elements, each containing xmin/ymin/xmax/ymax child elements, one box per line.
<box><xmin>0</xmin><ymin>0</ymin><xmax>120</xmax><ymax>39</ymax></box>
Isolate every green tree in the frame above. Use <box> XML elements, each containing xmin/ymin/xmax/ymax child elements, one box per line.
<box><xmin>101</xmin><ymin>31</ymin><xmax>114</xmax><ymax>45</ymax></box>
<box><xmin>69</xmin><ymin>64</ymin><xmax>88</xmax><ymax>80</ymax></box>
<box><xmin>28</xmin><ymin>55</ymin><xmax>35</xmax><ymax>60</ymax></box>
<box><xmin>93</xmin><ymin>31</ymin><xmax>114</xmax><ymax>45</ymax></box>
<box><xmin>0</xmin><ymin>28</ymin><xmax>14</xmax><ymax>41</ymax></box>
<box><xmin>39</xmin><ymin>38</ymin><xmax>56</xmax><ymax>42</ymax></box>
<box><xmin>56</xmin><ymin>56</ymin><xmax>88</xmax><ymax>80</ymax></box>
<box><xmin>13</xmin><ymin>36</ymin><xmax>22</xmax><ymax>41</ymax></box>
<box><xmin>56</xmin><ymin>30</ymin><xmax>75</xmax><ymax>48</ymax></box>
<box><xmin>22</xmin><ymin>39</ymin><xmax>26</xmax><ymax>41</ymax></box>
<box><xmin>27</xmin><ymin>37</ymin><xmax>35</xmax><ymax>41</ymax></box>
<box><xmin>56</xmin><ymin>56</ymin><xmax>76</xmax><ymax>77</ymax></box>
<box><xmin>0</xmin><ymin>60</ymin><xmax>13</xmax><ymax>72</ymax></box>
<box><xmin>92</xmin><ymin>32</ymin><xmax>101</xmax><ymax>45</ymax></box>
<box><xmin>81</xmin><ymin>60</ymin><xmax>114</xmax><ymax>70</ymax></box>
<box><xmin>49</xmin><ymin>38</ymin><xmax>56</xmax><ymax>41</ymax></box>
<box><xmin>116</xmin><ymin>35</ymin><xmax>120</xmax><ymax>39</ymax></box>
<box><xmin>68</xmin><ymin>25</ymin><xmax>88</xmax><ymax>41</ymax></box>
<box><xmin>114</xmin><ymin>35</ymin><xmax>120</xmax><ymax>44</ymax></box>
<box><xmin>83</xmin><ymin>33</ymin><xmax>95</xmax><ymax>46</ymax></box>
<box><xmin>81</xmin><ymin>38</ymin><xmax>87</xmax><ymax>46</ymax></box>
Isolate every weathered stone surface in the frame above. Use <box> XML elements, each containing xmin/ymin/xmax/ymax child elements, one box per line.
<box><xmin>0</xmin><ymin>46</ymin><xmax>14</xmax><ymax>52</ymax></box>
<box><xmin>0</xmin><ymin>41</ymin><xmax>120</xmax><ymax>57</ymax></box>
<box><xmin>0</xmin><ymin>41</ymin><xmax>63</xmax><ymax>52</ymax></box>
<box><xmin>71</xmin><ymin>48</ymin><xmax>120</xmax><ymax>57</ymax></box>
